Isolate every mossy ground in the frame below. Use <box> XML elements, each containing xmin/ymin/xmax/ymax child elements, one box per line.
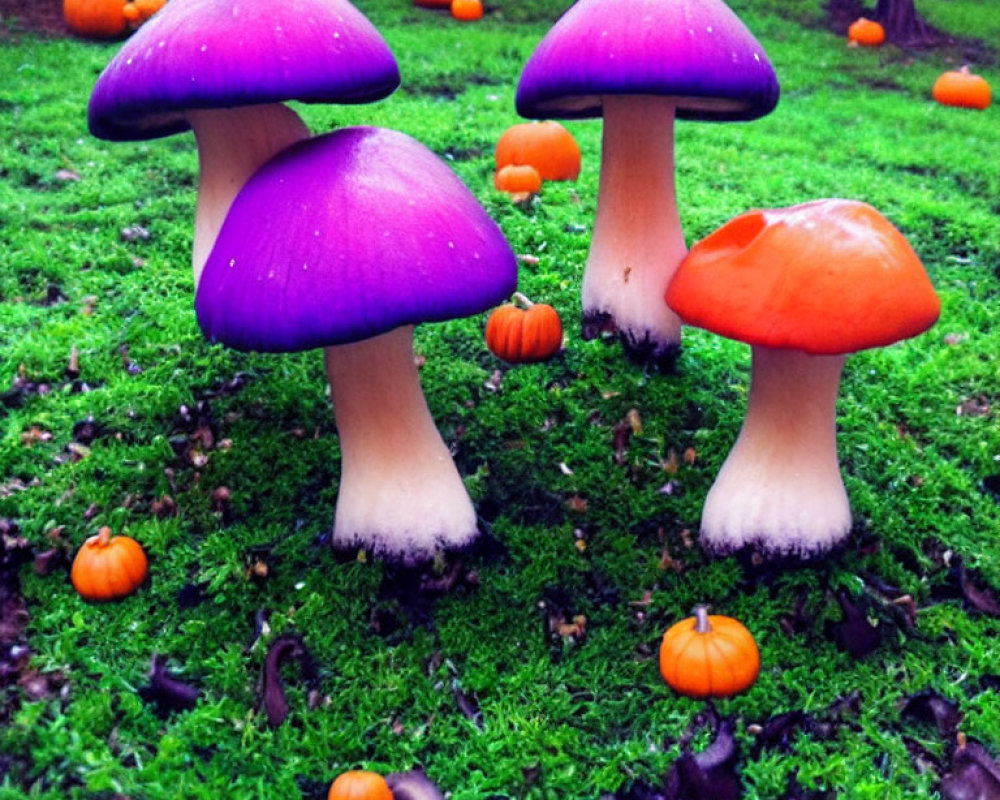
<box><xmin>1</xmin><ymin>0</ymin><xmax>999</xmax><ymax>798</ymax></box>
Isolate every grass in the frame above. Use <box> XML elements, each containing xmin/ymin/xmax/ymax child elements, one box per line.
<box><xmin>1</xmin><ymin>0</ymin><xmax>999</xmax><ymax>798</ymax></box>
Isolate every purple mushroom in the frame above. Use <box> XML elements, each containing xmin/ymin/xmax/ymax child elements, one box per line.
<box><xmin>87</xmin><ymin>0</ymin><xmax>399</xmax><ymax>284</ymax></box>
<box><xmin>515</xmin><ymin>0</ymin><xmax>779</xmax><ymax>369</ymax></box>
<box><xmin>196</xmin><ymin>126</ymin><xmax>517</xmax><ymax>562</ymax></box>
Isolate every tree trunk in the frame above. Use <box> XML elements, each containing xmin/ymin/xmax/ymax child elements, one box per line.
<box><xmin>874</xmin><ymin>0</ymin><xmax>933</xmax><ymax>44</ymax></box>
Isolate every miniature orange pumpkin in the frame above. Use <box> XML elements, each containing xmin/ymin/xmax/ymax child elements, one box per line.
<box><xmin>495</xmin><ymin>121</ymin><xmax>581</xmax><ymax>182</ymax></box>
<box><xmin>133</xmin><ymin>0</ymin><xmax>166</xmax><ymax>21</ymax></box>
<box><xmin>658</xmin><ymin>606</ymin><xmax>760</xmax><ymax>698</ymax></box>
<box><xmin>63</xmin><ymin>0</ymin><xmax>128</xmax><ymax>38</ymax></box>
<box><xmin>450</xmin><ymin>0</ymin><xmax>482</xmax><ymax>20</ymax></box>
<box><xmin>485</xmin><ymin>292</ymin><xmax>563</xmax><ymax>364</ymax></box>
<box><xmin>847</xmin><ymin>17</ymin><xmax>885</xmax><ymax>46</ymax></box>
<box><xmin>494</xmin><ymin>164</ymin><xmax>543</xmax><ymax>202</ymax></box>
<box><xmin>71</xmin><ymin>526</ymin><xmax>148</xmax><ymax>602</ymax></box>
<box><xmin>932</xmin><ymin>66</ymin><xmax>992</xmax><ymax>110</ymax></box>
<box><xmin>328</xmin><ymin>770</ymin><xmax>393</xmax><ymax>800</ymax></box>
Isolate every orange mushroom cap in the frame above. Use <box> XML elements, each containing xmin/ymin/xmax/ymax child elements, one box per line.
<box><xmin>665</xmin><ymin>198</ymin><xmax>940</xmax><ymax>355</ymax></box>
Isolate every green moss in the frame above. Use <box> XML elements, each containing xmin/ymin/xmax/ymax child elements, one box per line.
<box><xmin>3</xmin><ymin>0</ymin><xmax>1000</xmax><ymax>797</ymax></box>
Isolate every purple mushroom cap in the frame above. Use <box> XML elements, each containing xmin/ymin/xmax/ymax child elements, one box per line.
<box><xmin>195</xmin><ymin>126</ymin><xmax>518</xmax><ymax>352</ymax></box>
<box><xmin>88</xmin><ymin>0</ymin><xmax>400</xmax><ymax>141</ymax></box>
<box><xmin>515</xmin><ymin>0</ymin><xmax>779</xmax><ymax>122</ymax></box>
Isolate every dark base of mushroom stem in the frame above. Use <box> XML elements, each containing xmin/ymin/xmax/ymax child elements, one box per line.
<box><xmin>580</xmin><ymin>310</ymin><xmax>680</xmax><ymax>373</ymax></box>
<box><xmin>331</xmin><ymin>521</ymin><xmax>506</xmax><ymax>569</ymax></box>
<box><xmin>700</xmin><ymin>529</ymin><xmax>853</xmax><ymax>570</ymax></box>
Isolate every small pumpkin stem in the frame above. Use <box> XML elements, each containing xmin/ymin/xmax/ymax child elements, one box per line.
<box><xmin>512</xmin><ymin>291</ymin><xmax>535</xmax><ymax>309</ymax></box>
<box><xmin>96</xmin><ymin>526</ymin><xmax>113</xmax><ymax>547</ymax></box>
<box><xmin>693</xmin><ymin>605</ymin><xmax>712</xmax><ymax>634</ymax></box>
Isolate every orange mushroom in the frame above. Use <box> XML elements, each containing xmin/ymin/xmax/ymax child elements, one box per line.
<box><xmin>932</xmin><ymin>66</ymin><xmax>991</xmax><ymax>110</ymax></box>
<box><xmin>666</xmin><ymin>199</ymin><xmax>940</xmax><ymax>559</ymax></box>
<box><xmin>494</xmin><ymin>163</ymin><xmax>542</xmax><ymax>203</ymax></box>
<box><xmin>495</xmin><ymin>120</ymin><xmax>581</xmax><ymax>182</ymax></box>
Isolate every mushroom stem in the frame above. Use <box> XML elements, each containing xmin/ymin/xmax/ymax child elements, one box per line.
<box><xmin>324</xmin><ymin>325</ymin><xmax>478</xmax><ymax>563</ymax></box>
<box><xmin>582</xmin><ymin>95</ymin><xmax>687</xmax><ymax>367</ymax></box>
<box><xmin>187</xmin><ymin>104</ymin><xmax>311</xmax><ymax>285</ymax></box>
<box><xmin>699</xmin><ymin>347</ymin><xmax>851</xmax><ymax>557</ymax></box>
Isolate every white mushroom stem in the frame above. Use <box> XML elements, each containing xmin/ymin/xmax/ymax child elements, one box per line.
<box><xmin>699</xmin><ymin>347</ymin><xmax>852</xmax><ymax>557</ymax></box>
<box><xmin>324</xmin><ymin>325</ymin><xmax>478</xmax><ymax>563</ymax></box>
<box><xmin>582</xmin><ymin>94</ymin><xmax>688</xmax><ymax>364</ymax></box>
<box><xmin>187</xmin><ymin>103</ymin><xmax>311</xmax><ymax>285</ymax></box>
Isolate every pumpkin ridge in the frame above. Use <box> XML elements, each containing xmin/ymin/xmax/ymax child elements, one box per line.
<box><xmin>665</xmin><ymin>621</ymin><xmax>697</xmax><ymax>686</ymax></box>
<box><xmin>704</xmin><ymin>637</ymin><xmax>739</xmax><ymax>694</ymax></box>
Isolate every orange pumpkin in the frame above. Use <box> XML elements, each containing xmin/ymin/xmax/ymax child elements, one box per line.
<box><xmin>658</xmin><ymin>606</ymin><xmax>760</xmax><ymax>698</ymax></box>
<box><xmin>847</xmin><ymin>17</ymin><xmax>885</xmax><ymax>46</ymax></box>
<box><xmin>450</xmin><ymin>0</ymin><xmax>482</xmax><ymax>20</ymax></box>
<box><xmin>485</xmin><ymin>292</ymin><xmax>563</xmax><ymax>364</ymax></box>
<box><xmin>932</xmin><ymin>66</ymin><xmax>992</xmax><ymax>110</ymax></box>
<box><xmin>328</xmin><ymin>771</ymin><xmax>393</xmax><ymax>800</ymax></box>
<box><xmin>64</xmin><ymin>0</ymin><xmax>128</xmax><ymax>38</ymax></box>
<box><xmin>71</xmin><ymin>526</ymin><xmax>148</xmax><ymax>602</ymax></box>
<box><xmin>134</xmin><ymin>0</ymin><xmax>166</xmax><ymax>21</ymax></box>
<box><xmin>495</xmin><ymin>121</ymin><xmax>581</xmax><ymax>182</ymax></box>
<box><xmin>494</xmin><ymin>164</ymin><xmax>542</xmax><ymax>202</ymax></box>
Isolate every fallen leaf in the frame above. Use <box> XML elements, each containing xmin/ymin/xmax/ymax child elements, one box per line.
<box><xmin>483</xmin><ymin>369</ymin><xmax>503</xmax><ymax>392</ymax></box>
<box><xmin>830</xmin><ymin>589</ymin><xmax>881</xmax><ymax>659</ymax></box>
<box><xmin>954</xmin><ymin>558</ymin><xmax>1000</xmax><ymax>617</ymax></box>
<box><xmin>138</xmin><ymin>654</ymin><xmax>201</xmax><ymax>717</ymax></box>
<box><xmin>940</xmin><ymin>739</ymin><xmax>1000</xmax><ymax>800</ymax></box>
<box><xmin>750</xmin><ymin>709</ymin><xmax>811</xmax><ymax>754</ymax></box>
<box><xmin>150</xmin><ymin>495</ymin><xmax>177</xmax><ymax>519</ymax></box>
<box><xmin>955</xmin><ymin>396</ymin><xmax>990</xmax><ymax>417</ymax></box>
<box><xmin>260</xmin><ymin>634</ymin><xmax>318</xmax><ymax>727</ymax></box>
<box><xmin>612</xmin><ymin>419</ymin><xmax>631</xmax><ymax>465</ymax></box>
<box><xmin>900</xmin><ymin>690</ymin><xmax>964</xmax><ymax>735</ymax></box>
<box><xmin>19</xmin><ymin>427</ymin><xmax>52</xmax><ymax>446</ymax></box>
<box><xmin>452</xmin><ymin>683</ymin><xmax>482</xmax><ymax>729</ymax></box>
<box><xmin>386</xmin><ymin>770</ymin><xmax>446</xmax><ymax>800</ymax></box>
<box><xmin>65</xmin><ymin>345</ymin><xmax>80</xmax><ymax>379</ymax></box>
<box><xmin>663</xmin><ymin>714</ymin><xmax>741</xmax><ymax>800</ymax></box>
<box><xmin>565</xmin><ymin>495</ymin><xmax>588</xmax><ymax>513</ymax></box>
<box><xmin>120</xmin><ymin>225</ymin><xmax>150</xmax><ymax>242</ymax></box>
